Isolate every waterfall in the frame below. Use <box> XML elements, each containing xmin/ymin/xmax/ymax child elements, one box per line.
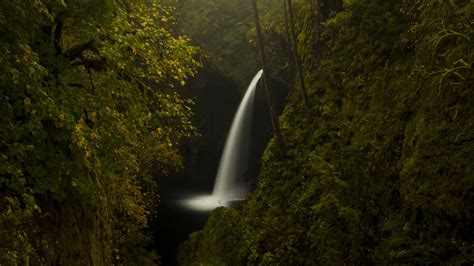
<box><xmin>213</xmin><ymin>69</ymin><xmax>263</xmax><ymax>200</ymax></box>
<box><xmin>181</xmin><ymin>70</ymin><xmax>264</xmax><ymax>211</ymax></box>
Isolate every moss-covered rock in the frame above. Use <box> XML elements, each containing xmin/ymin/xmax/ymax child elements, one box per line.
<box><xmin>179</xmin><ymin>0</ymin><xmax>473</xmax><ymax>264</ymax></box>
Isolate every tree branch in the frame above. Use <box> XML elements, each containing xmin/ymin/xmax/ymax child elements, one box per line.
<box><xmin>71</xmin><ymin>59</ymin><xmax>107</xmax><ymax>71</ymax></box>
<box><xmin>64</xmin><ymin>39</ymin><xmax>97</xmax><ymax>61</ymax></box>
<box><xmin>53</xmin><ymin>10</ymin><xmax>67</xmax><ymax>55</ymax></box>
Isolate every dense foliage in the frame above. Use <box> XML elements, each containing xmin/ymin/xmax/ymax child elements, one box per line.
<box><xmin>176</xmin><ymin>0</ymin><xmax>278</xmax><ymax>87</ymax></box>
<box><xmin>175</xmin><ymin>0</ymin><xmax>255</xmax><ymax>87</ymax></box>
<box><xmin>0</xmin><ymin>0</ymin><xmax>199</xmax><ymax>264</ymax></box>
<box><xmin>179</xmin><ymin>0</ymin><xmax>473</xmax><ymax>264</ymax></box>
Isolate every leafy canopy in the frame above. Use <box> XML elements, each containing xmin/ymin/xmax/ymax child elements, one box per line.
<box><xmin>0</xmin><ymin>0</ymin><xmax>199</xmax><ymax>264</ymax></box>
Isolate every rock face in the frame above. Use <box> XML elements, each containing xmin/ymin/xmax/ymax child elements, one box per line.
<box><xmin>178</xmin><ymin>1</ymin><xmax>474</xmax><ymax>265</ymax></box>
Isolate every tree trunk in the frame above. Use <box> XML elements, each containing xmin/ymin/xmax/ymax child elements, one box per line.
<box><xmin>251</xmin><ymin>0</ymin><xmax>286</xmax><ymax>155</ymax></box>
<box><xmin>283</xmin><ymin>0</ymin><xmax>296</xmax><ymax>79</ymax></box>
<box><xmin>287</xmin><ymin>0</ymin><xmax>311</xmax><ymax>111</ymax></box>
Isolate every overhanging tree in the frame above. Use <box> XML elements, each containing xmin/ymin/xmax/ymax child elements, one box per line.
<box><xmin>0</xmin><ymin>0</ymin><xmax>199</xmax><ymax>264</ymax></box>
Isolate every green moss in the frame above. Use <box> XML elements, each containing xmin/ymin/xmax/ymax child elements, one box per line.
<box><xmin>179</xmin><ymin>0</ymin><xmax>473</xmax><ymax>264</ymax></box>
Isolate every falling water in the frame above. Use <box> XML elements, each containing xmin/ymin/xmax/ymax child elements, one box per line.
<box><xmin>181</xmin><ymin>69</ymin><xmax>264</xmax><ymax>211</ymax></box>
<box><xmin>213</xmin><ymin>69</ymin><xmax>263</xmax><ymax>200</ymax></box>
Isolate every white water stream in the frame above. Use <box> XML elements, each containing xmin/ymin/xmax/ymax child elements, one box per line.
<box><xmin>181</xmin><ymin>70</ymin><xmax>263</xmax><ymax>211</ymax></box>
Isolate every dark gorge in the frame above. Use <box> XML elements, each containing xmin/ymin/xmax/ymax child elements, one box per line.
<box><xmin>1</xmin><ymin>0</ymin><xmax>472</xmax><ymax>265</ymax></box>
